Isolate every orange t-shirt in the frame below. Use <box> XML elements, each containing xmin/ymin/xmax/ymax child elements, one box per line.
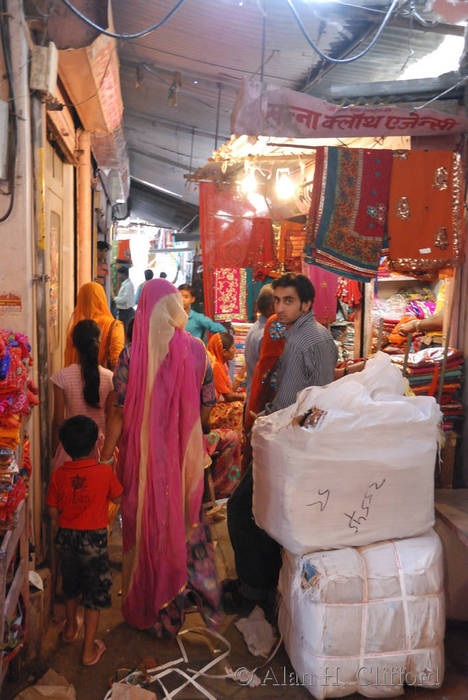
<box><xmin>46</xmin><ymin>458</ymin><xmax>123</xmax><ymax>530</ymax></box>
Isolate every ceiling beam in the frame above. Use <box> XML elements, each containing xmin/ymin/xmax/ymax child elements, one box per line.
<box><xmin>124</xmin><ymin>109</ymin><xmax>230</xmax><ymax>142</ymax></box>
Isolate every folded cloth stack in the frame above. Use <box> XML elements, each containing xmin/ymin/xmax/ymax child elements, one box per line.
<box><xmin>0</xmin><ymin>329</ymin><xmax>38</xmax><ymax>528</ymax></box>
<box><xmin>392</xmin><ymin>348</ymin><xmax>464</xmax><ymax>431</ymax></box>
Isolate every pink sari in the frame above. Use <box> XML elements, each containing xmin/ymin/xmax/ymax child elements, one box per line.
<box><xmin>118</xmin><ymin>279</ymin><xmax>210</xmax><ymax>629</ymax></box>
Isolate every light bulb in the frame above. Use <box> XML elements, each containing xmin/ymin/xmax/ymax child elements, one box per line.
<box><xmin>276</xmin><ymin>169</ymin><xmax>294</xmax><ymax>200</ymax></box>
<box><xmin>239</xmin><ymin>170</ymin><xmax>257</xmax><ymax>194</ymax></box>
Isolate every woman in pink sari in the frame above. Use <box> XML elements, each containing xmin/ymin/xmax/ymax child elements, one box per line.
<box><xmin>101</xmin><ymin>279</ymin><xmax>221</xmax><ymax>634</ymax></box>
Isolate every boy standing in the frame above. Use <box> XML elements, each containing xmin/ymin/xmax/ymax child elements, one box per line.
<box><xmin>47</xmin><ymin>415</ymin><xmax>123</xmax><ymax>666</ymax></box>
<box><xmin>178</xmin><ymin>283</ymin><xmax>226</xmax><ymax>341</ymax></box>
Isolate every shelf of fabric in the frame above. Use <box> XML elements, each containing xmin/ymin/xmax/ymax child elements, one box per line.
<box><xmin>377</xmin><ymin>276</ymin><xmax>420</xmax><ymax>283</ymax></box>
<box><xmin>0</xmin><ymin>498</ymin><xmax>29</xmax><ymax>693</ymax></box>
<box><xmin>231</xmin><ymin>321</ymin><xmax>253</xmax><ymax>374</ymax></box>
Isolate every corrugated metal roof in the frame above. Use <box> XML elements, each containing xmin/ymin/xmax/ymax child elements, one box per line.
<box><xmin>111</xmin><ymin>0</ymin><xmax>463</xmax><ymax>211</ymax></box>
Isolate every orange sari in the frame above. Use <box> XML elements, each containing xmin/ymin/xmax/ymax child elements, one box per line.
<box><xmin>64</xmin><ymin>282</ymin><xmax>124</xmax><ymax>370</ymax></box>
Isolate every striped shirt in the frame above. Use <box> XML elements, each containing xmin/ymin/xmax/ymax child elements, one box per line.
<box><xmin>266</xmin><ymin>311</ymin><xmax>337</xmax><ymax>413</ymax></box>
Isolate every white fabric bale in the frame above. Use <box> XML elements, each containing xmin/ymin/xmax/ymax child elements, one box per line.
<box><xmin>252</xmin><ymin>352</ymin><xmax>441</xmax><ymax>554</ymax></box>
<box><xmin>278</xmin><ymin>530</ymin><xmax>445</xmax><ymax>699</ymax></box>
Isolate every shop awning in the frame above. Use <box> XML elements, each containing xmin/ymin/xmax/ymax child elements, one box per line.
<box><xmin>128</xmin><ymin>179</ymin><xmax>199</xmax><ymax>237</ymax></box>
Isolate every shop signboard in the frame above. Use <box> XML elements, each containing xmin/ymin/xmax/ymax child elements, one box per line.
<box><xmin>232</xmin><ymin>79</ymin><xmax>468</xmax><ymax>139</ymax></box>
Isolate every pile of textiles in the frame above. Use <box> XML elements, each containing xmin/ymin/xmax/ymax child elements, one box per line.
<box><xmin>0</xmin><ymin>330</ymin><xmax>38</xmax><ymax>528</ymax></box>
<box><xmin>305</xmin><ymin>146</ymin><xmax>393</xmax><ymax>282</ymax></box>
<box><xmin>375</xmin><ymin>317</ymin><xmax>401</xmax><ymax>353</ymax></box>
<box><xmin>392</xmin><ymin>348</ymin><xmax>464</xmax><ymax>432</ymax></box>
<box><xmin>374</xmin><ymin>290</ymin><xmax>437</xmax><ymax>353</ymax></box>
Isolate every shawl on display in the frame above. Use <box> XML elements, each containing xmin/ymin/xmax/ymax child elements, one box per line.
<box><xmin>64</xmin><ymin>282</ymin><xmax>124</xmax><ymax>368</ymax></box>
<box><xmin>199</xmin><ymin>182</ymin><xmax>275</xmax><ymax>316</ymax></box>
<box><xmin>213</xmin><ymin>267</ymin><xmax>248</xmax><ymax>321</ymax></box>
<box><xmin>302</xmin><ymin>261</ymin><xmax>338</xmax><ymax>325</ymax></box>
<box><xmin>388</xmin><ymin>150</ymin><xmax>464</xmax><ymax>275</ymax></box>
<box><xmin>305</xmin><ymin>146</ymin><xmax>393</xmax><ymax>281</ymax></box>
<box><xmin>118</xmin><ymin>280</ymin><xmax>208</xmax><ymax>629</ymax></box>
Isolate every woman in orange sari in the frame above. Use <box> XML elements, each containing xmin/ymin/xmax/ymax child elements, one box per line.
<box><xmin>207</xmin><ymin>332</ymin><xmax>244</xmax><ymax>439</ymax></box>
<box><xmin>64</xmin><ymin>282</ymin><xmax>124</xmax><ymax>371</ymax></box>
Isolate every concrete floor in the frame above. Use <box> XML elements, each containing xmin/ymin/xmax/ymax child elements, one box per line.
<box><xmin>4</xmin><ymin>514</ymin><xmax>468</xmax><ymax>700</ymax></box>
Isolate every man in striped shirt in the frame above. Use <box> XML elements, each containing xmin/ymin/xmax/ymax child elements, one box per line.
<box><xmin>226</xmin><ymin>273</ymin><xmax>337</xmax><ymax>619</ymax></box>
<box><xmin>265</xmin><ymin>273</ymin><xmax>338</xmax><ymax>412</ymax></box>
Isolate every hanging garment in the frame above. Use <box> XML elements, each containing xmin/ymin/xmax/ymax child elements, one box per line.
<box><xmin>336</xmin><ymin>277</ymin><xmax>362</xmax><ymax>307</ymax></box>
<box><xmin>281</xmin><ymin>220</ymin><xmax>305</xmax><ymax>272</ymax></box>
<box><xmin>305</xmin><ymin>146</ymin><xmax>393</xmax><ymax>281</ymax></box>
<box><xmin>116</xmin><ymin>239</ymin><xmax>132</xmax><ymax>265</ymax></box>
<box><xmin>388</xmin><ymin>150</ymin><xmax>464</xmax><ymax>274</ymax></box>
<box><xmin>301</xmin><ymin>261</ymin><xmax>338</xmax><ymax>326</ymax></box>
<box><xmin>213</xmin><ymin>267</ymin><xmax>248</xmax><ymax>321</ymax></box>
<box><xmin>199</xmin><ymin>182</ymin><xmax>275</xmax><ymax>316</ymax></box>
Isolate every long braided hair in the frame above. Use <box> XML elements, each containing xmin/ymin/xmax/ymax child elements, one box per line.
<box><xmin>72</xmin><ymin>319</ymin><xmax>101</xmax><ymax>407</ymax></box>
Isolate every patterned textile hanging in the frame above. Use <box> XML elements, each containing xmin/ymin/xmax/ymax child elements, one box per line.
<box><xmin>199</xmin><ymin>182</ymin><xmax>275</xmax><ymax>317</ymax></box>
<box><xmin>213</xmin><ymin>268</ymin><xmax>248</xmax><ymax>321</ymax></box>
<box><xmin>388</xmin><ymin>150</ymin><xmax>464</xmax><ymax>275</ymax></box>
<box><xmin>304</xmin><ymin>146</ymin><xmax>393</xmax><ymax>282</ymax></box>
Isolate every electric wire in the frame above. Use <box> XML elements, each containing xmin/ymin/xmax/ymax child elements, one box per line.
<box><xmin>286</xmin><ymin>0</ymin><xmax>400</xmax><ymax>64</ymax></box>
<box><xmin>0</xmin><ymin>1</ymin><xmax>17</xmax><ymax>223</ymax></box>
<box><xmin>60</xmin><ymin>0</ymin><xmax>186</xmax><ymax>40</ymax></box>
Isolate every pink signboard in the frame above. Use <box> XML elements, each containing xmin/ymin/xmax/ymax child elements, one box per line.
<box><xmin>231</xmin><ymin>79</ymin><xmax>468</xmax><ymax>138</ymax></box>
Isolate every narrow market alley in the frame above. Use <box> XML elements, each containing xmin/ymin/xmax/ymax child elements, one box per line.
<box><xmin>0</xmin><ymin>1</ymin><xmax>468</xmax><ymax>700</ymax></box>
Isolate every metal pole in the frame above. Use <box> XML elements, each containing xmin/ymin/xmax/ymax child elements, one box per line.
<box><xmin>260</xmin><ymin>8</ymin><xmax>266</xmax><ymax>87</ymax></box>
<box><xmin>189</xmin><ymin>127</ymin><xmax>195</xmax><ymax>173</ymax></box>
<box><xmin>437</xmin><ymin>324</ymin><xmax>452</xmax><ymax>406</ymax></box>
<box><xmin>214</xmin><ymin>83</ymin><xmax>222</xmax><ymax>150</ymax></box>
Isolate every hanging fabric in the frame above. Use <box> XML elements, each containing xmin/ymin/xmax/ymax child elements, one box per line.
<box><xmin>281</xmin><ymin>220</ymin><xmax>305</xmax><ymax>272</ymax></box>
<box><xmin>301</xmin><ymin>261</ymin><xmax>339</xmax><ymax>326</ymax></box>
<box><xmin>199</xmin><ymin>182</ymin><xmax>275</xmax><ymax>317</ymax></box>
<box><xmin>304</xmin><ymin>146</ymin><xmax>393</xmax><ymax>282</ymax></box>
<box><xmin>213</xmin><ymin>268</ymin><xmax>248</xmax><ymax>321</ymax></box>
<box><xmin>388</xmin><ymin>150</ymin><xmax>464</xmax><ymax>275</ymax></box>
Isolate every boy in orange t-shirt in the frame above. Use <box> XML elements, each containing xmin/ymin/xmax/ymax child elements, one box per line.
<box><xmin>47</xmin><ymin>415</ymin><xmax>123</xmax><ymax>666</ymax></box>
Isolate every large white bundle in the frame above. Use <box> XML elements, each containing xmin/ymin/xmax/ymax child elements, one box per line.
<box><xmin>252</xmin><ymin>353</ymin><xmax>441</xmax><ymax>554</ymax></box>
<box><xmin>278</xmin><ymin>530</ymin><xmax>445</xmax><ymax>699</ymax></box>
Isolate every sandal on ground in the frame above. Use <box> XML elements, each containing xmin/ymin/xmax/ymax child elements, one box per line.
<box><xmin>82</xmin><ymin>639</ymin><xmax>106</xmax><ymax>666</ymax></box>
<box><xmin>222</xmin><ymin>579</ymin><xmax>255</xmax><ymax>616</ymax></box>
<box><xmin>61</xmin><ymin>617</ymin><xmax>83</xmax><ymax>643</ymax></box>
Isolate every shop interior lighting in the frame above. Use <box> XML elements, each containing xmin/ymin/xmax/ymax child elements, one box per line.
<box><xmin>276</xmin><ymin>168</ymin><xmax>295</xmax><ymax>200</ymax></box>
<box><xmin>239</xmin><ymin>168</ymin><xmax>257</xmax><ymax>194</ymax></box>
